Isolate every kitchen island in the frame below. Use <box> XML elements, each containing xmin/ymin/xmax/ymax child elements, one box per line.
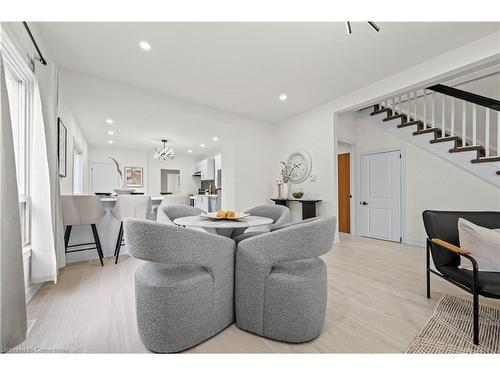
<box><xmin>65</xmin><ymin>196</ymin><xmax>163</xmax><ymax>263</ymax></box>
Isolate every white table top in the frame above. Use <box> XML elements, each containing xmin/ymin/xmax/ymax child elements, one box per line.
<box><xmin>100</xmin><ymin>196</ymin><xmax>163</xmax><ymax>202</ymax></box>
<box><xmin>173</xmin><ymin>215</ymin><xmax>273</xmax><ymax>229</ymax></box>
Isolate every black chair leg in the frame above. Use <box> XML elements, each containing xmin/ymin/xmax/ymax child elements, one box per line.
<box><xmin>114</xmin><ymin>222</ymin><xmax>124</xmax><ymax>264</ymax></box>
<box><xmin>426</xmin><ymin>238</ymin><xmax>431</xmax><ymax>299</ymax></box>
<box><xmin>64</xmin><ymin>225</ymin><xmax>72</xmax><ymax>250</ymax></box>
<box><xmin>473</xmin><ymin>290</ymin><xmax>479</xmax><ymax>345</ymax></box>
<box><xmin>91</xmin><ymin>224</ymin><xmax>104</xmax><ymax>267</ymax></box>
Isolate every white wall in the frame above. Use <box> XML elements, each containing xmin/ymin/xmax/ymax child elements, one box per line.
<box><xmin>58</xmin><ymin>92</ymin><xmax>89</xmax><ymax>194</ymax></box>
<box><xmin>336</xmin><ymin>110</ymin><xmax>500</xmax><ymax>245</ymax></box>
<box><xmin>88</xmin><ymin>146</ymin><xmax>199</xmax><ymax>196</ymax></box>
<box><xmin>272</xmin><ymin>32</ymin><xmax>500</xmax><ymax>241</ymax></box>
<box><xmin>148</xmin><ymin>152</ymin><xmax>198</xmax><ymax>196</ymax></box>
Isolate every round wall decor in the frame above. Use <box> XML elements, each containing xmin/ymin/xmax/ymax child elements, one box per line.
<box><xmin>287</xmin><ymin>149</ymin><xmax>312</xmax><ymax>183</ymax></box>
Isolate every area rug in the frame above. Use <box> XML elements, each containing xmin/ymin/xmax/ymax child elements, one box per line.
<box><xmin>406</xmin><ymin>295</ymin><xmax>500</xmax><ymax>353</ymax></box>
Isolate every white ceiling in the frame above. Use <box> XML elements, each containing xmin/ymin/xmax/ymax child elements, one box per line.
<box><xmin>36</xmin><ymin>22</ymin><xmax>500</xmax><ymax>123</ymax></box>
<box><xmin>59</xmin><ymin>69</ymin><xmax>234</xmax><ymax>156</ymax></box>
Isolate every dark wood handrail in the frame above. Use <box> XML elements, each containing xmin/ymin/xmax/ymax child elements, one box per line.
<box><xmin>428</xmin><ymin>84</ymin><xmax>500</xmax><ymax>111</ymax></box>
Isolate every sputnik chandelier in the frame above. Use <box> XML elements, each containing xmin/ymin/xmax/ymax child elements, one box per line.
<box><xmin>153</xmin><ymin>139</ymin><xmax>175</xmax><ymax>160</ymax></box>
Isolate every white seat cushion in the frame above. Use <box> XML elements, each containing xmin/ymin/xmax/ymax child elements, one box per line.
<box><xmin>458</xmin><ymin>218</ymin><xmax>500</xmax><ymax>272</ymax></box>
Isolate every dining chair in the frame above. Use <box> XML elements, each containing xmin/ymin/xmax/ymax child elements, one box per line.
<box><xmin>231</xmin><ymin>204</ymin><xmax>291</xmax><ymax>241</ymax></box>
<box><xmin>124</xmin><ymin>218</ymin><xmax>235</xmax><ymax>352</ymax></box>
<box><xmin>235</xmin><ymin>215</ymin><xmax>336</xmax><ymax>342</ymax></box>
<box><xmin>61</xmin><ymin>195</ymin><xmax>106</xmax><ymax>266</ymax></box>
<box><xmin>111</xmin><ymin>195</ymin><xmax>153</xmax><ymax>264</ymax></box>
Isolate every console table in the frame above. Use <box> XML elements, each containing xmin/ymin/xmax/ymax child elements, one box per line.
<box><xmin>270</xmin><ymin>198</ymin><xmax>322</xmax><ymax>219</ymax></box>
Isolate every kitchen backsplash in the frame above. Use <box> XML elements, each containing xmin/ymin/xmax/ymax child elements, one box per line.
<box><xmin>200</xmin><ymin>180</ymin><xmax>215</xmax><ymax>191</ymax></box>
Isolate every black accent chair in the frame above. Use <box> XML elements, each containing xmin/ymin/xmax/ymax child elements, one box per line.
<box><xmin>422</xmin><ymin>210</ymin><xmax>500</xmax><ymax>345</ymax></box>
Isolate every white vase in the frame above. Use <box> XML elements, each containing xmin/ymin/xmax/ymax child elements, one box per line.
<box><xmin>282</xmin><ymin>182</ymin><xmax>291</xmax><ymax>198</ymax></box>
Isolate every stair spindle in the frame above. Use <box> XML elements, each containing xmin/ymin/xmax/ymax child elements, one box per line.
<box><xmin>472</xmin><ymin>104</ymin><xmax>477</xmax><ymax>146</ymax></box>
<box><xmin>497</xmin><ymin>111</ymin><xmax>500</xmax><ymax>156</ymax></box>
<box><xmin>423</xmin><ymin>89</ymin><xmax>427</xmax><ymax>129</ymax></box>
<box><xmin>485</xmin><ymin>108</ymin><xmax>490</xmax><ymax>158</ymax></box>
<box><xmin>431</xmin><ymin>91</ymin><xmax>436</xmax><ymax>129</ymax></box>
<box><xmin>462</xmin><ymin>100</ymin><xmax>466</xmax><ymax>147</ymax></box>
<box><xmin>413</xmin><ymin>90</ymin><xmax>418</xmax><ymax>122</ymax></box>
<box><xmin>450</xmin><ymin>97</ymin><xmax>455</xmax><ymax>137</ymax></box>
<box><xmin>441</xmin><ymin>94</ymin><xmax>446</xmax><ymax>138</ymax></box>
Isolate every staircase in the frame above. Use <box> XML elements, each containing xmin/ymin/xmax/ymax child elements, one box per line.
<box><xmin>370</xmin><ymin>84</ymin><xmax>500</xmax><ymax>181</ymax></box>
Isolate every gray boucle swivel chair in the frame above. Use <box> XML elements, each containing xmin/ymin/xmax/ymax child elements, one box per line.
<box><xmin>124</xmin><ymin>218</ymin><xmax>235</xmax><ymax>353</ymax></box>
<box><xmin>157</xmin><ymin>204</ymin><xmax>205</xmax><ymax>225</ymax></box>
<box><xmin>231</xmin><ymin>204</ymin><xmax>291</xmax><ymax>242</ymax></box>
<box><xmin>235</xmin><ymin>215</ymin><xmax>336</xmax><ymax>343</ymax></box>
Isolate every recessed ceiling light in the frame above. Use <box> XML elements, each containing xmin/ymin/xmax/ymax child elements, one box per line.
<box><xmin>108</xmin><ymin>140</ymin><xmax>114</xmax><ymax>144</ymax></box>
<box><xmin>212</xmin><ymin>136</ymin><xmax>218</xmax><ymax>141</ymax></box>
<box><xmin>139</xmin><ymin>41</ymin><xmax>151</xmax><ymax>51</ymax></box>
<box><xmin>106</xmin><ymin>118</ymin><xmax>113</xmax><ymax>124</ymax></box>
<box><xmin>279</xmin><ymin>94</ymin><xmax>288</xmax><ymax>102</ymax></box>
<box><xmin>107</xmin><ymin>130</ymin><xmax>114</xmax><ymax>135</ymax></box>
<box><xmin>200</xmin><ymin>143</ymin><xmax>205</xmax><ymax>148</ymax></box>
<box><xmin>188</xmin><ymin>149</ymin><xmax>193</xmax><ymax>153</ymax></box>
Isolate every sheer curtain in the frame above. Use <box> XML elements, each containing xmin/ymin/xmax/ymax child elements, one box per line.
<box><xmin>0</xmin><ymin>56</ymin><xmax>27</xmax><ymax>351</ymax></box>
<box><xmin>30</xmin><ymin>60</ymin><xmax>62</xmax><ymax>283</ymax></box>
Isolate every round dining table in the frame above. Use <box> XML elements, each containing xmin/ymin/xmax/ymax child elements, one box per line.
<box><xmin>173</xmin><ymin>215</ymin><xmax>273</xmax><ymax>237</ymax></box>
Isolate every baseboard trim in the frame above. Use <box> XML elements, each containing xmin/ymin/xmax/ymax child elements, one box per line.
<box><xmin>404</xmin><ymin>238</ymin><xmax>425</xmax><ymax>247</ymax></box>
<box><xmin>26</xmin><ymin>283</ymin><xmax>41</xmax><ymax>303</ymax></box>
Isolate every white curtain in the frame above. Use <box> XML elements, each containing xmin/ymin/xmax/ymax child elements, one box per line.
<box><xmin>30</xmin><ymin>60</ymin><xmax>60</xmax><ymax>283</ymax></box>
<box><xmin>0</xmin><ymin>56</ymin><xmax>27</xmax><ymax>351</ymax></box>
<box><xmin>35</xmin><ymin>61</ymin><xmax>65</xmax><ymax>270</ymax></box>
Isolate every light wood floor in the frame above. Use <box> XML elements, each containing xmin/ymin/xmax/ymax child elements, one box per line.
<box><xmin>17</xmin><ymin>234</ymin><xmax>500</xmax><ymax>353</ymax></box>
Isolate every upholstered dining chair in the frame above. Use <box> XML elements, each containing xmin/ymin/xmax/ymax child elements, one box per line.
<box><xmin>123</xmin><ymin>218</ymin><xmax>235</xmax><ymax>353</ymax></box>
<box><xmin>157</xmin><ymin>204</ymin><xmax>205</xmax><ymax>225</ymax></box>
<box><xmin>235</xmin><ymin>215</ymin><xmax>336</xmax><ymax>343</ymax></box>
<box><xmin>231</xmin><ymin>204</ymin><xmax>291</xmax><ymax>241</ymax></box>
<box><xmin>423</xmin><ymin>210</ymin><xmax>500</xmax><ymax>345</ymax></box>
<box><xmin>111</xmin><ymin>195</ymin><xmax>152</xmax><ymax>264</ymax></box>
<box><xmin>61</xmin><ymin>195</ymin><xmax>107</xmax><ymax>266</ymax></box>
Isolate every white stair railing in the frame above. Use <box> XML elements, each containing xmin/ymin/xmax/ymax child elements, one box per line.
<box><xmin>377</xmin><ymin>87</ymin><xmax>500</xmax><ymax>160</ymax></box>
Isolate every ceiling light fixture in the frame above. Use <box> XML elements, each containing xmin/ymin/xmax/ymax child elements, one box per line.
<box><xmin>346</xmin><ymin>22</ymin><xmax>352</xmax><ymax>35</ymax></box>
<box><xmin>107</xmin><ymin>130</ymin><xmax>114</xmax><ymax>135</ymax></box>
<box><xmin>345</xmin><ymin>21</ymin><xmax>380</xmax><ymax>35</ymax></box>
<box><xmin>153</xmin><ymin>139</ymin><xmax>175</xmax><ymax>160</ymax></box>
<box><xmin>108</xmin><ymin>140</ymin><xmax>114</xmax><ymax>144</ymax></box>
<box><xmin>106</xmin><ymin>118</ymin><xmax>113</xmax><ymax>124</ymax></box>
<box><xmin>279</xmin><ymin>94</ymin><xmax>288</xmax><ymax>102</ymax></box>
<box><xmin>200</xmin><ymin>143</ymin><xmax>205</xmax><ymax>148</ymax></box>
<box><xmin>139</xmin><ymin>41</ymin><xmax>151</xmax><ymax>51</ymax></box>
<box><xmin>212</xmin><ymin>136</ymin><xmax>218</xmax><ymax>141</ymax></box>
<box><xmin>188</xmin><ymin>149</ymin><xmax>193</xmax><ymax>153</ymax></box>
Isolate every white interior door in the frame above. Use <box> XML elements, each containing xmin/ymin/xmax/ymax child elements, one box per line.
<box><xmin>360</xmin><ymin>150</ymin><xmax>402</xmax><ymax>242</ymax></box>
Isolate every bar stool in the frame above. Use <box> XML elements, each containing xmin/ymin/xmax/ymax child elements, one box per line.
<box><xmin>111</xmin><ymin>195</ymin><xmax>153</xmax><ymax>264</ymax></box>
<box><xmin>61</xmin><ymin>195</ymin><xmax>106</xmax><ymax>266</ymax></box>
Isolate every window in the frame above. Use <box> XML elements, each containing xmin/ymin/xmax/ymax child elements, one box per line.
<box><xmin>3</xmin><ymin>36</ymin><xmax>33</xmax><ymax>249</ymax></box>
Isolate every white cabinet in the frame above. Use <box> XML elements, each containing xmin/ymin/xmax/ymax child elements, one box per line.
<box><xmin>193</xmin><ymin>196</ymin><xmax>209</xmax><ymax>211</ymax></box>
<box><xmin>199</xmin><ymin>158</ymin><xmax>215</xmax><ymax>181</ymax></box>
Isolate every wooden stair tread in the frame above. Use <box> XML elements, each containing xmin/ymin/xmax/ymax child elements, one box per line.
<box><xmin>471</xmin><ymin>156</ymin><xmax>500</xmax><ymax>164</ymax></box>
<box><xmin>370</xmin><ymin>108</ymin><xmax>392</xmax><ymax>116</ymax></box>
<box><xmin>430</xmin><ymin>136</ymin><xmax>460</xmax><ymax>144</ymax></box>
<box><xmin>449</xmin><ymin>145</ymin><xmax>484</xmax><ymax>153</ymax></box>
<box><xmin>397</xmin><ymin>120</ymin><xmax>422</xmax><ymax>128</ymax></box>
<box><xmin>413</xmin><ymin>128</ymin><xmax>441</xmax><ymax>136</ymax></box>
<box><xmin>383</xmin><ymin>114</ymin><xmax>407</xmax><ymax>122</ymax></box>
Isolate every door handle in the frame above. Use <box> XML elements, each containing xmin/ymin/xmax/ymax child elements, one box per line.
<box><xmin>360</xmin><ymin>201</ymin><xmax>368</xmax><ymax>206</ymax></box>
